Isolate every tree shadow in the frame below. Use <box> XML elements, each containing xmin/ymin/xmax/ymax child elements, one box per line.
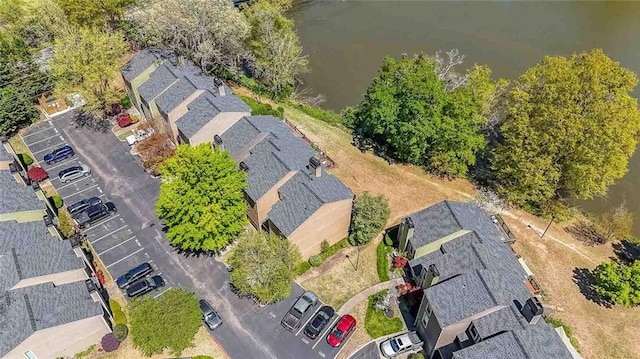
<box><xmin>74</xmin><ymin>112</ymin><xmax>111</xmax><ymax>133</ymax></box>
<box><xmin>565</xmin><ymin>220</ymin><xmax>604</xmax><ymax>246</ymax></box>
<box><xmin>572</xmin><ymin>267</ymin><xmax>612</xmax><ymax>308</ymax></box>
<box><xmin>612</xmin><ymin>239</ymin><xmax>640</xmax><ymax>264</ymax></box>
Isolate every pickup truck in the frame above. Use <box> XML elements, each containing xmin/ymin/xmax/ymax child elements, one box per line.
<box><xmin>281</xmin><ymin>291</ymin><xmax>318</xmax><ymax>332</ymax></box>
<box><xmin>380</xmin><ymin>331</ymin><xmax>423</xmax><ymax>358</ymax></box>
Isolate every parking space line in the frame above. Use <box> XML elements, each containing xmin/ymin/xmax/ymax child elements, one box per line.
<box><xmin>153</xmin><ymin>287</ymin><xmax>171</xmax><ymax>298</ymax></box>
<box><xmin>62</xmin><ymin>184</ymin><xmax>99</xmax><ymax>199</ymax></box>
<box><xmin>20</xmin><ymin>125</ymin><xmax>55</xmax><ymax>139</ymax></box>
<box><xmin>312</xmin><ymin>316</ymin><xmax>339</xmax><ymax>349</ymax></box>
<box><xmin>31</xmin><ymin>140</ymin><xmax>67</xmax><ymax>155</ymax></box>
<box><xmin>105</xmin><ymin>248</ymin><xmax>144</xmax><ymax>269</ymax></box>
<box><xmin>296</xmin><ymin>305</ymin><xmax>322</xmax><ymax>337</ymax></box>
<box><xmin>97</xmin><ymin>236</ymin><xmax>136</xmax><ymax>255</ymax></box>
<box><xmin>334</xmin><ymin>328</ymin><xmax>358</xmax><ymax>358</ymax></box>
<box><xmin>90</xmin><ymin>225</ymin><xmax>128</xmax><ymax>244</ymax></box>
<box><xmin>56</xmin><ymin>177</ymin><xmax>93</xmax><ymax>191</ymax></box>
<box><xmin>82</xmin><ymin>214</ymin><xmax>121</xmax><ymax>232</ymax></box>
<box><xmin>45</xmin><ymin>157</ymin><xmax>82</xmax><ymax>171</ymax></box>
<box><xmin>26</xmin><ymin>132</ymin><xmax>63</xmax><ymax>147</ymax></box>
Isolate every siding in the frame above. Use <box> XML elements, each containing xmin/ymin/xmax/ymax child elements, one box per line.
<box><xmin>413</xmin><ymin>229</ymin><xmax>471</xmax><ymax>259</ymax></box>
<box><xmin>10</xmin><ymin>268</ymin><xmax>88</xmax><ymax>291</ymax></box>
<box><xmin>166</xmin><ymin>90</ymin><xmax>205</xmax><ymax>144</ymax></box>
<box><xmin>188</xmin><ymin>112</ymin><xmax>250</xmax><ymax>146</ymax></box>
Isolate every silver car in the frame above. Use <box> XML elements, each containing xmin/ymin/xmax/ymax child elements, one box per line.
<box><xmin>58</xmin><ymin>164</ymin><xmax>91</xmax><ymax>183</ymax></box>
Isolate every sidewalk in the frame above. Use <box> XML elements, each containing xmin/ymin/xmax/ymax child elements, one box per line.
<box><xmin>338</xmin><ymin>277</ymin><xmax>404</xmax><ymax>315</ymax></box>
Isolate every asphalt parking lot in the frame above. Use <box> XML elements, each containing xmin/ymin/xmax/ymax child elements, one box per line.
<box><xmin>20</xmin><ymin>118</ymin><xmax>177</xmax><ymax>299</ymax></box>
<box><xmin>19</xmin><ymin>113</ymin><xmax>354</xmax><ymax>359</ymax></box>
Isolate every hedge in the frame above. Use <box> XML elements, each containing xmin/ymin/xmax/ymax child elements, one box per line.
<box><xmin>109</xmin><ymin>299</ymin><xmax>127</xmax><ymax>326</ymax></box>
<box><xmin>113</xmin><ymin>324</ymin><xmax>128</xmax><ymax>341</ymax></box>
<box><xmin>295</xmin><ymin>261</ymin><xmax>311</xmax><ymax>276</ymax></box>
<box><xmin>51</xmin><ymin>195</ymin><xmax>63</xmax><ymax>209</ymax></box>
<box><xmin>20</xmin><ymin>153</ymin><xmax>33</xmax><ymax>166</ymax></box>
<box><xmin>239</xmin><ymin>95</ymin><xmax>284</xmax><ymax>117</ymax></box>
<box><xmin>307</xmin><ymin>238</ymin><xmax>350</xmax><ymax>267</ymax></box>
<box><xmin>376</xmin><ymin>240</ymin><xmax>391</xmax><ymax>282</ymax></box>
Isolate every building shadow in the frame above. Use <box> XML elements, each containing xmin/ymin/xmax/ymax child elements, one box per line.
<box><xmin>572</xmin><ymin>267</ymin><xmax>612</xmax><ymax>308</ymax></box>
<box><xmin>398</xmin><ymin>290</ymin><xmax>423</xmax><ymax>331</ymax></box>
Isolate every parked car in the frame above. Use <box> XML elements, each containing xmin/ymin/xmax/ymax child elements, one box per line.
<box><xmin>67</xmin><ymin>197</ymin><xmax>102</xmax><ymax>217</ymax></box>
<box><xmin>58</xmin><ymin>164</ymin><xmax>90</xmax><ymax>183</ymax></box>
<box><xmin>327</xmin><ymin>315</ymin><xmax>356</xmax><ymax>347</ymax></box>
<box><xmin>281</xmin><ymin>291</ymin><xmax>319</xmax><ymax>332</ymax></box>
<box><xmin>126</xmin><ymin>275</ymin><xmax>164</xmax><ymax>298</ymax></box>
<box><xmin>304</xmin><ymin>305</ymin><xmax>335</xmax><ymax>339</ymax></box>
<box><xmin>116</xmin><ymin>262</ymin><xmax>153</xmax><ymax>289</ymax></box>
<box><xmin>199</xmin><ymin>299</ymin><xmax>223</xmax><ymax>330</ymax></box>
<box><xmin>126</xmin><ymin>128</ymin><xmax>155</xmax><ymax>146</ymax></box>
<box><xmin>75</xmin><ymin>202</ymin><xmax>117</xmax><ymax>229</ymax></box>
<box><xmin>44</xmin><ymin>145</ymin><xmax>74</xmax><ymax>165</ymax></box>
<box><xmin>116</xmin><ymin>113</ymin><xmax>133</xmax><ymax>128</ymax></box>
<box><xmin>380</xmin><ymin>331</ymin><xmax>423</xmax><ymax>358</ymax></box>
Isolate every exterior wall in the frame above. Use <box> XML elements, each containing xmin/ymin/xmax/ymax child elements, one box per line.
<box><xmin>286</xmin><ymin>198</ymin><xmax>353</xmax><ymax>259</ymax></box>
<box><xmin>165</xmin><ymin>90</ymin><xmax>205</xmax><ymax>144</ymax></box>
<box><xmin>0</xmin><ymin>209</ymin><xmax>46</xmax><ymax>223</ymax></box>
<box><xmin>415</xmin><ymin>295</ymin><xmax>442</xmax><ymax>357</ymax></box>
<box><xmin>188</xmin><ymin>112</ymin><xmax>250</xmax><ymax>146</ymax></box>
<box><xmin>247</xmin><ymin>204</ymin><xmax>259</xmax><ymax>229</ymax></box>
<box><xmin>3</xmin><ymin>315</ymin><xmax>110</xmax><ymax>359</ymax></box>
<box><xmin>255</xmin><ymin>171</ymin><xmax>297</xmax><ymax>225</ymax></box>
<box><xmin>413</xmin><ymin>229</ymin><xmax>471</xmax><ymax>259</ymax></box>
<box><xmin>432</xmin><ymin>306</ymin><xmax>506</xmax><ymax>354</ymax></box>
<box><xmin>127</xmin><ymin>63</ymin><xmax>162</xmax><ymax>114</ymax></box>
<box><xmin>10</xmin><ymin>268</ymin><xmax>88</xmax><ymax>290</ymax></box>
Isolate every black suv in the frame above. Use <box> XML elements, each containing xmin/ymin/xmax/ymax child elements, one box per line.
<box><xmin>116</xmin><ymin>263</ymin><xmax>153</xmax><ymax>289</ymax></box>
<box><xmin>75</xmin><ymin>202</ymin><xmax>117</xmax><ymax>228</ymax></box>
<box><xmin>304</xmin><ymin>305</ymin><xmax>335</xmax><ymax>339</ymax></box>
<box><xmin>126</xmin><ymin>275</ymin><xmax>165</xmax><ymax>298</ymax></box>
<box><xmin>67</xmin><ymin>197</ymin><xmax>102</xmax><ymax>218</ymax></box>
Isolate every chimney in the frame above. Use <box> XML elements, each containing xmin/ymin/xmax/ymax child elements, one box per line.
<box><xmin>520</xmin><ymin>297</ymin><xmax>544</xmax><ymax>324</ymax></box>
<box><xmin>309</xmin><ymin>156</ymin><xmax>322</xmax><ymax>177</ymax></box>
<box><xmin>423</xmin><ymin>264</ymin><xmax>440</xmax><ymax>288</ymax></box>
<box><xmin>398</xmin><ymin>217</ymin><xmax>415</xmax><ymax>252</ymax></box>
<box><xmin>239</xmin><ymin>162</ymin><xmax>249</xmax><ymax>171</ymax></box>
<box><xmin>213</xmin><ymin>135</ymin><xmax>224</xmax><ymax>151</ymax></box>
<box><xmin>218</xmin><ymin>85</ymin><xmax>226</xmax><ymax>97</ymax></box>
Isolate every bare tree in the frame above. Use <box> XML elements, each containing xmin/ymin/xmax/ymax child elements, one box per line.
<box><xmin>435</xmin><ymin>49</ymin><xmax>469</xmax><ymax>92</ymax></box>
<box><xmin>474</xmin><ymin>187</ymin><xmax>507</xmax><ymax>214</ymax></box>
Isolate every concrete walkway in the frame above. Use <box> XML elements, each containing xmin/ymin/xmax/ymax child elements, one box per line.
<box><xmin>338</xmin><ymin>277</ymin><xmax>405</xmax><ymax>315</ymax></box>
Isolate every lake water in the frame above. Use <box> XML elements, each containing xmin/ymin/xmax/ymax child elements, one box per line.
<box><xmin>289</xmin><ymin>0</ymin><xmax>640</xmax><ymax>234</ymax></box>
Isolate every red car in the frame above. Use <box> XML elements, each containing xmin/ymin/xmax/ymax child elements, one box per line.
<box><xmin>326</xmin><ymin>314</ymin><xmax>356</xmax><ymax>347</ymax></box>
<box><xmin>116</xmin><ymin>113</ymin><xmax>133</xmax><ymax>128</ymax></box>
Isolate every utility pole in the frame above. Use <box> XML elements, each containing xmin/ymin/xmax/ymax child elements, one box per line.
<box><xmin>541</xmin><ymin>215</ymin><xmax>555</xmax><ymax>238</ymax></box>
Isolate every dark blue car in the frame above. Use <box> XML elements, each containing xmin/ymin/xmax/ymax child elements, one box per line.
<box><xmin>44</xmin><ymin>145</ymin><xmax>74</xmax><ymax>165</ymax></box>
<box><xmin>116</xmin><ymin>262</ymin><xmax>153</xmax><ymax>289</ymax></box>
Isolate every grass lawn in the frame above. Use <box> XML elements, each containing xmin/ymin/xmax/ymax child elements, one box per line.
<box><xmin>365</xmin><ymin>290</ymin><xmax>404</xmax><ymax>338</ymax></box>
<box><xmin>9</xmin><ymin>134</ymin><xmax>29</xmax><ymax>155</ymax></box>
<box><xmin>236</xmin><ymin>87</ymin><xmax>640</xmax><ymax>359</ymax></box>
<box><xmin>376</xmin><ymin>240</ymin><xmax>392</xmax><ymax>282</ymax></box>
<box><xmin>117</xmin><ymin>130</ymin><xmax>134</xmax><ymax>141</ymax></box>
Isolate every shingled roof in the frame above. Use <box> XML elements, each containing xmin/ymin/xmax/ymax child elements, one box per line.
<box><xmin>175</xmin><ymin>91</ymin><xmax>250</xmax><ymax>139</ymax></box>
<box><xmin>0</xmin><ymin>145</ymin><xmax>13</xmax><ymax>161</ymax></box>
<box><xmin>0</xmin><ymin>221</ymin><xmax>83</xmax><ymax>292</ymax></box>
<box><xmin>0</xmin><ymin>281</ymin><xmax>103</xmax><ymax>356</ymax></box>
<box><xmin>121</xmin><ymin>48</ymin><xmax>171</xmax><ymax>82</ymax></box>
<box><xmin>0</xmin><ymin>170</ymin><xmax>43</xmax><ymax>214</ymax></box>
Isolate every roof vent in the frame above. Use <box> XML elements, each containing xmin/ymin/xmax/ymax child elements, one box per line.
<box><xmin>239</xmin><ymin>162</ymin><xmax>249</xmax><ymax>171</ymax></box>
<box><xmin>0</xmin><ymin>135</ymin><xmax>7</xmax><ymax>143</ymax></box>
<box><xmin>9</xmin><ymin>162</ymin><xmax>17</xmax><ymax>173</ymax></box>
<box><xmin>214</xmin><ymin>78</ymin><xmax>223</xmax><ymax>87</ymax></box>
<box><xmin>521</xmin><ymin>297</ymin><xmax>544</xmax><ymax>324</ymax></box>
<box><xmin>31</xmin><ymin>180</ymin><xmax>40</xmax><ymax>191</ymax></box>
<box><xmin>309</xmin><ymin>156</ymin><xmax>321</xmax><ymax>177</ymax></box>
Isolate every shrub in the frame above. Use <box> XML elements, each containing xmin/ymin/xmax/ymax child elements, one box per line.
<box><xmin>109</xmin><ymin>299</ymin><xmax>127</xmax><ymax>326</ymax></box>
<box><xmin>74</xmin><ymin>344</ymin><xmax>96</xmax><ymax>359</ymax></box>
<box><xmin>408</xmin><ymin>353</ymin><xmax>426</xmax><ymax>359</ymax></box>
<box><xmin>131</xmin><ymin>115</ymin><xmax>140</xmax><ymax>124</ymax></box>
<box><xmin>239</xmin><ymin>95</ymin><xmax>283</xmax><ymax>117</ymax></box>
<box><xmin>294</xmin><ymin>103</ymin><xmax>344</xmax><ymax>126</ymax></box>
<box><xmin>592</xmin><ymin>260</ymin><xmax>640</xmax><ymax>307</ymax></box>
<box><xmin>294</xmin><ymin>261</ymin><xmax>311</xmax><ymax>276</ymax></box>
<box><xmin>121</xmin><ymin>95</ymin><xmax>132</xmax><ymax>109</ymax></box>
<box><xmin>193</xmin><ymin>356</ymin><xmax>214</xmax><ymax>359</ymax></box>
<box><xmin>349</xmin><ymin>192</ymin><xmax>391</xmax><ymax>245</ymax></box>
<box><xmin>113</xmin><ymin>324</ymin><xmax>129</xmax><ymax>341</ymax></box>
<box><xmin>101</xmin><ymin>333</ymin><xmax>120</xmax><ymax>352</ymax></box>
<box><xmin>321</xmin><ymin>240</ymin><xmax>331</xmax><ymax>254</ymax></box>
<box><xmin>545</xmin><ymin>317</ymin><xmax>580</xmax><ymax>351</ymax></box>
<box><xmin>384</xmin><ymin>235</ymin><xmax>393</xmax><ymax>247</ymax></box>
<box><xmin>309</xmin><ymin>255</ymin><xmax>323</xmax><ymax>267</ymax></box>
<box><xmin>365</xmin><ymin>289</ymin><xmax>403</xmax><ymax>338</ymax></box>
<box><xmin>20</xmin><ymin>153</ymin><xmax>33</xmax><ymax>166</ymax></box>
<box><xmin>51</xmin><ymin>195</ymin><xmax>63</xmax><ymax>208</ymax></box>
<box><xmin>57</xmin><ymin>208</ymin><xmax>75</xmax><ymax>239</ymax></box>
<box><xmin>376</xmin><ymin>241</ymin><xmax>390</xmax><ymax>282</ymax></box>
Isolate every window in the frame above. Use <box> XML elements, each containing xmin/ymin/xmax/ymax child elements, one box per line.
<box><xmin>421</xmin><ymin>299</ymin><xmax>432</xmax><ymax>327</ymax></box>
<box><xmin>469</xmin><ymin>324</ymin><xmax>480</xmax><ymax>342</ymax></box>
<box><xmin>23</xmin><ymin>351</ymin><xmax>38</xmax><ymax>359</ymax></box>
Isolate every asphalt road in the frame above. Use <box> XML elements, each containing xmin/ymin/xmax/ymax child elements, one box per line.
<box><xmin>21</xmin><ymin>112</ymin><xmax>352</xmax><ymax>359</ymax></box>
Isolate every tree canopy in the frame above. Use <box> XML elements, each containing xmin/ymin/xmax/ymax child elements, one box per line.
<box><xmin>492</xmin><ymin>49</ymin><xmax>640</xmax><ymax>207</ymax></box>
<box><xmin>592</xmin><ymin>260</ymin><xmax>640</xmax><ymax>307</ymax></box>
<box><xmin>244</xmin><ymin>0</ymin><xmax>308</xmax><ymax>97</ymax></box>
<box><xmin>50</xmin><ymin>26</ymin><xmax>126</xmax><ymax>113</ymax></box>
<box><xmin>56</xmin><ymin>0</ymin><xmax>136</xmax><ymax>30</ymax></box>
<box><xmin>156</xmin><ymin>144</ymin><xmax>248</xmax><ymax>252</ymax></box>
<box><xmin>347</xmin><ymin>52</ymin><xmax>504</xmax><ymax>178</ymax></box>
<box><xmin>228</xmin><ymin>230</ymin><xmax>301</xmax><ymax>303</ymax></box>
<box><xmin>129</xmin><ymin>288</ymin><xmax>202</xmax><ymax>356</ymax></box>
<box><xmin>349</xmin><ymin>192</ymin><xmax>390</xmax><ymax>245</ymax></box>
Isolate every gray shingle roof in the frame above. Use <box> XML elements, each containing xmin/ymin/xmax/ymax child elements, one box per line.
<box><xmin>0</xmin><ymin>145</ymin><xmax>13</xmax><ymax>161</ymax></box>
<box><xmin>0</xmin><ymin>281</ymin><xmax>103</xmax><ymax>356</ymax></box>
<box><xmin>175</xmin><ymin>91</ymin><xmax>251</xmax><ymax>140</ymax></box>
<box><xmin>121</xmin><ymin>48</ymin><xmax>171</xmax><ymax>82</ymax></box>
<box><xmin>0</xmin><ymin>221</ymin><xmax>83</xmax><ymax>292</ymax></box>
<box><xmin>471</xmin><ymin>306</ymin><xmax>525</xmax><ymax>340</ymax></box>
<box><xmin>0</xmin><ymin>170</ymin><xmax>43</xmax><ymax>214</ymax></box>
<box><xmin>154</xmin><ymin>70</ymin><xmax>232</xmax><ymax>115</ymax></box>
<box><xmin>407</xmin><ymin>201</ymin><xmax>505</xmax><ymax>249</ymax></box>
<box><xmin>451</xmin><ymin>331</ymin><xmax>528</xmax><ymax>359</ymax></box>
<box><xmin>138</xmin><ymin>64</ymin><xmax>182</xmax><ymax>103</ymax></box>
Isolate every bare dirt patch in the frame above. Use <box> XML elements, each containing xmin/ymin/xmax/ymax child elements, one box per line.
<box><xmin>336</xmin><ymin>301</ymin><xmax>371</xmax><ymax>359</ymax></box>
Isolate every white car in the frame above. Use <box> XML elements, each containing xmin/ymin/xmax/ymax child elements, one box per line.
<box><xmin>126</xmin><ymin>128</ymin><xmax>155</xmax><ymax>146</ymax></box>
<box><xmin>58</xmin><ymin>164</ymin><xmax>91</xmax><ymax>183</ymax></box>
<box><xmin>380</xmin><ymin>332</ymin><xmax>423</xmax><ymax>358</ymax></box>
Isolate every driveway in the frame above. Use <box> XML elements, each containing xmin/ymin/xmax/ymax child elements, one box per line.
<box><xmin>20</xmin><ymin>112</ymin><xmax>352</xmax><ymax>359</ymax></box>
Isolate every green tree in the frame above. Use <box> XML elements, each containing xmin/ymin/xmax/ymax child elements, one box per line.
<box><xmin>228</xmin><ymin>230</ymin><xmax>301</xmax><ymax>303</ymax></box>
<box><xmin>492</xmin><ymin>49</ymin><xmax>640</xmax><ymax>207</ymax></box>
<box><xmin>50</xmin><ymin>26</ymin><xmax>126</xmax><ymax>114</ymax></box>
<box><xmin>140</xmin><ymin>0</ymin><xmax>250</xmax><ymax>77</ymax></box>
<box><xmin>156</xmin><ymin>144</ymin><xmax>248</xmax><ymax>252</ymax></box>
<box><xmin>593</xmin><ymin>204</ymin><xmax>634</xmax><ymax>243</ymax></box>
<box><xmin>0</xmin><ymin>0</ymin><xmax>70</xmax><ymax>48</ymax></box>
<box><xmin>244</xmin><ymin>0</ymin><xmax>308</xmax><ymax>97</ymax></box>
<box><xmin>129</xmin><ymin>288</ymin><xmax>202</xmax><ymax>356</ymax></box>
<box><xmin>348</xmin><ymin>52</ymin><xmax>503</xmax><ymax>178</ymax></box>
<box><xmin>56</xmin><ymin>0</ymin><xmax>136</xmax><ymax>29</ymax></box>
<box><xmin>349</xmin><ymin>192</ymin><xmax>390</xmax><ymax>245</ymax></box>
<box><xmin>592</xmin><ymin>260</ymin><xmax>640</xmax><ymax>307</ymax></box>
